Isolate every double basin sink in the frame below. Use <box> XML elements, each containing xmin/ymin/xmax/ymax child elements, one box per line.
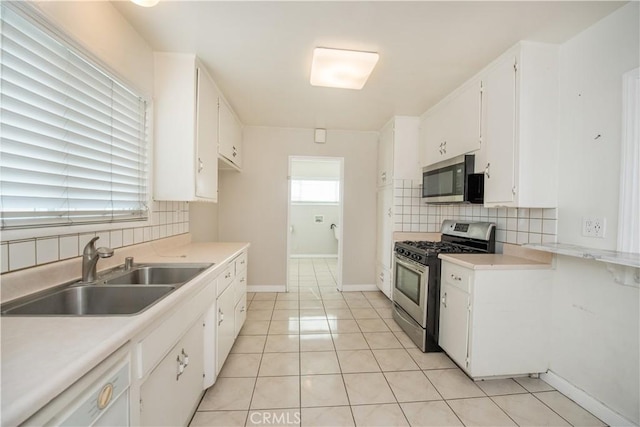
<box><xmin>1</xmin><ymin>263</ymin><xmax>212</xmax><ymax>316</ymax></box>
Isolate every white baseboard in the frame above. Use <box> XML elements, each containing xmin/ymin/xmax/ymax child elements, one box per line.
<box><xmin>247</xmin><ymin>285</ymin><xmax>286</xmax><ymax>293</ymax></box>
<box><xmin>540</xmin><ymin>371</ymin><xmax>636</xmax><ymax>427</ymax></box>
<box><xmin>290</xmin><ymin>254</ymin><xmax>338</xmax><ymax>259</ymax></box>
<box><xmin>342</xmin><ymin>284</ymin><xmax>379</xmax><ymax>292</ymax></box>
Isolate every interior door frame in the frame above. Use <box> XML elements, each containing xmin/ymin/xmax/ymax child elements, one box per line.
<box><xmin>286</xmin><ymin>156</ymin><xmax>344</xmax><ymax>292</ymax></box>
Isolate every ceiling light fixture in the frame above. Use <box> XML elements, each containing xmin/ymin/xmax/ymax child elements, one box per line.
<box><xmin>310</xmin><ymin>47</ymin><xmax>379</xmax><ymax>90</ymax></box>
<box><xmin>131</xmin><ymin>0</ymin><xmax>159</xmax><ymax>7</ymax></box>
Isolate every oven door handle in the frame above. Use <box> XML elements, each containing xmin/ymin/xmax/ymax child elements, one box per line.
<box><xmin>395</xmin><ymin>254</ymin><xmax>426</xmax><ymax>273</ymax></box>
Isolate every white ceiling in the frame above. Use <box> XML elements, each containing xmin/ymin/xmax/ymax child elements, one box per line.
<box><xmin>113</xmin><ymin>1</ymin><xmax>625</xmax><ymax>131</ymax></box>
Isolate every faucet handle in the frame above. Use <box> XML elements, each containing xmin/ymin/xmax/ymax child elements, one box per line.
<box><xmin>83</xmin><ymin>236</ymin><xmax>100</xmax><ymax>255</ymax></box>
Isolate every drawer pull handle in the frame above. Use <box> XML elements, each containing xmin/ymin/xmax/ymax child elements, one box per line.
<box><xmin>441</xmin><ymin>292</ymin><xmax>447</xmax><ymax>308</ymax></box>
<box><xmin>176</xmin><ymin>355</ymin><xmax>186</xmax><ymax>380</ymax></box>
<box><xmin>450</xmin><ymin>274</ymin><xmax>462</xmax><ymax>281</ymax></box>
<box><xmin>218</xmin><ymin>308</ymin><xmax>224</xmax><ymax>325</ymax></box>
<box><xmin>225</xmin><ymin>272</ymin><xmax>231</xmax><ymax>279</ymax></box>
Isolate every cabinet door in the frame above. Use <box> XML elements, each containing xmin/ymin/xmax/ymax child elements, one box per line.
<box><xmin>483</xmin><ymin>55</ymin><xmax>517</xmax><ymax>205</ymax></box>
<box><xmin>448</xmin><ymin>80</ymin><xmax>481</xmax><ymax>157</ymax></box>
<box><xmin>377</xmin><ymin>121</ymin><xmax>394</xmax><ymax>187</ymax></box>
<box><xmin>419</xmin><ymin>112</ymin><xmax>446</xmax><ymax>167</ymax></box>
<box><xmin>438</xmin><ymin>283</ymin><xmax>470</xmax><ymax>370</ymax></box>
<box><xmin>219</xmin><ymin>99</ymin><xmax>242</xmax><ymax>168</ymax></box>
<box><xmin>376</xmin><ymin>187</ymin><xmax>393</xmax><ymax>270</ymax></box>
<box><xmin>195</xmin><ymin>67</ymin><xmax>219</xmax><ymax>200</ymax></box>
<box><xmin>140</xmin><ymin>318</ymin><xmax>205</xmax><ymax>426</ymax></box>
<box><xmin>216</xmin><ymin>283</ymin><xmax>235</xmax><ymax>374</ymax></box>
<box><xmin>375</xmin><ymin>264</ymin><xmax>392</xmax><ymax>299</ymax></box>
<box><xmin>234</xmin><ymin>294</ymin><xmax>247</xmax><ymax>338</ymax></box>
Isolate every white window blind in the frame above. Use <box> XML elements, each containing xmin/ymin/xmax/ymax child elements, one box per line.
<box><xmin>0</xmin><ymin>4</ymin><xmax>149</xmax><ymax>230</ymax></box>
<box><xmin>291</xmin><ymin>179</ymin><xmax>340</xmax><ymax>203</ymax></box>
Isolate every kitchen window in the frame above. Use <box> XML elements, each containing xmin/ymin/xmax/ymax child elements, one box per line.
<box><xmin>290</xmin><ymin>179</ymin><xmax>340</xmax><ymax>204</ymax></box>
<box><xmin>0</xmin><ymin>3</ymin><xmax>149</xmax><ymax>230</ymax></box>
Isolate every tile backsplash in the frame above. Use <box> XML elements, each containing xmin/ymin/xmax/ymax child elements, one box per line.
<box><xmin>1</xmin><ymin>201</ymin><xmax>190</xmax><ymax>274</ymax></box>
<box><xmin>393</xmin><ymin>179</ymin><xmax>557</xmax><ymax>251</ymax></box>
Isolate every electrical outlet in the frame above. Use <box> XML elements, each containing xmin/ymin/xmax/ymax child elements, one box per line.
<box><xmin>583</xmin><ymin>217</ymin><xmax>606</xmax><ymax>238</ymax></box>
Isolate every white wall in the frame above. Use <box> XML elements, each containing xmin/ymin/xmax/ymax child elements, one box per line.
<box><xmin>551</xmin><ymin>3</ymin><xmax>640</xmax><ymax>424</ymax></box>
<box><xmin>34</xmin><ymin>1</ymin><xmax>154</xmax><ymax>96</ymax></box>
<box><xmin>290</xmin><ymin>204</ymin><xmax>339</xmax><ymax>256</ymax></box>
<box><xmin>189</xmin><ymin>202</ymin><xmax>219</xmax><ymax>243</ymax></box>
<box><xmin>218</xmin><ymin>126</ymin><xmax>378</xmax><ymax>289</ymax></box>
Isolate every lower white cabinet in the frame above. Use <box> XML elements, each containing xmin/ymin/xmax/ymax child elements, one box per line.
<box><xmin>438</xmin><ymin>260</ymin><xmax>552</xmax><ymax>379</ymax></box>
<box><xmin>375</xmin><ymin>263</ymin><xmax>392</xmax><ymax>298</ymax></box>
<box><xmin>215</xmin><ymin>250</ymin><xmax>249</xmax><ymax>374</ymax></box>
<box><xmin>139</xmin><ymin>317</ymin><xmax>205</xmax><ymax>426</ymax></box>
<box><xmin>216</xmin><ymin>282</ymin><xmax>236</xmax><ymax>374</ymax></box>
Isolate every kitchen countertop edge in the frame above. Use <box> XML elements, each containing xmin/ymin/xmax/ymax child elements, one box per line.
<box><xmin>438</xmin><ymin>253</ymin><xmax>553</xmax><ymax>270</ymax></box>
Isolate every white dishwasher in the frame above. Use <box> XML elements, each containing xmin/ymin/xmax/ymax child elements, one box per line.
<box><xmin>24</xmin><ymin>346</ymin><xmax>130</xmax><ymax>426</ymax></box>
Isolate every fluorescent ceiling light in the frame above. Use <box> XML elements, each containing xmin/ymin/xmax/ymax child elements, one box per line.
<box><xmin>310</xmin><ymin>47</ymin><xmax>379</xmax><ymax>90</ymax></box>
<box><xmin>131</xmin><ymin>0</ymin><xmax>159</xmax><ymax>7</ymax></box>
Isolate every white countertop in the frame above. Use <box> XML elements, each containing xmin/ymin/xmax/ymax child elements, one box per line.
<box><xmin>439</xmin><ymin>253</ymin><xmax>553</xmax><ymax>270</ymax></box>
<box><xmin>525</xmin><ymin>242</ymin><xmax>640</xmax><ymax>268</ymax></box>
<box><xmin>0</xmin><ymin>239</ymin><xmax>249</xmax><ymax>426</ymax></box>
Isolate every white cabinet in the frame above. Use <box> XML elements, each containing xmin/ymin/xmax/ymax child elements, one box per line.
<box><xmin>218</xmin><ymin>98</ymin><xmax>243</xmax><ymax>170</ymax></box>
<box><xmin>140</xmin><ymin>317</ymin><xmax>205</xmax><ymax>427</ymax></box>
<box><xmin>439</xmin><ymin>279</ymin><xmax>470</xmax><ymax>368</ymax></box>
<box><xmin>438</xmin><ymin>260</ymin><xmax>552</xmax><ymax>379</ymax></box>
<box><xmin>376</xmin><ymin>186</ymin><xmax>393</xmax><ymax>297</ymax></box>
<box><xmin>375</xmin><ymin>117</ymin><xmax>419</xmax><ymax>298</ymax></box>
<box><xmin>377</xmin><ymin>121</ymin><xmax>394</xmax><ymax>187</ymax></box>
<box><xmin>216</xmin><ymin>282</ymin><xmax>235</xmax><ymax>374</ymax></box>
<box><xmin>233</xmin><ymin>253</ymin><xmax>248</xmax><ymax>338</ymax></box>
<box><xmin>419</xmin><ymin>79</ymin><xmax>482</xmax><ymax>167</ymax></box>
<box><xmin>214</xmin><ymin>251</ymin><xmax>248</xmax><ymax>374</ymax></box>
<box><xmin>480</xmin><ymin>41</ymin><xmax>559</xmax><ymax>207</ymax></box>
<box><xmin>154</xmin><ymin>53</ymin><xmax>219</xmax><ymax>202</ymax></box>
<box><xmin>377</xmin><ymin>116</ymin><xmax>421</xmax><ymax>187</ymax></box>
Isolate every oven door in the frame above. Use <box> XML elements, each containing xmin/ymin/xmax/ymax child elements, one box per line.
<box><xmin>393</xmin><ymin>254</ymin><xmax>428</xmax><ymax>327</ymax></box>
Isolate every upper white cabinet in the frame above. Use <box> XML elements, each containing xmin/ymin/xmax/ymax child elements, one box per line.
<box><xmin>154</xmin><ymin>53</ymin><xmax>219</xmax><ymax>202</ymax></box>
<box><xmin>218</xmin><ymin>97</ymin><xmax>243</xmax><ymax>170</ymax></box>
<box><xmin>419</xmin><ymin>79</ymin><xmax>482</xmax><ymax>167</ymax></box>
<box><xmin>480</xmin><ymin>42</ymin><xmax>559</xmax><ymax>207</ymax></box>
<box><xmin>377</xmin><ymin>116</ymin><xmax>421</xmax><ymax>187</ymax></box>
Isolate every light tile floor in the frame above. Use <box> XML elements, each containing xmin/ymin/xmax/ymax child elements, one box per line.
<box><xmin>190</xmin><ymin>258</ymin><xmax>606</xmax><ymax>427</ymax></box>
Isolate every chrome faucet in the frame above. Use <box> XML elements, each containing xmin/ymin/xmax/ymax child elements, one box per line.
<box><xmin>81</xmin><ymin>237</ymin><xmax>114</xmax><ymax>282</ymax></box>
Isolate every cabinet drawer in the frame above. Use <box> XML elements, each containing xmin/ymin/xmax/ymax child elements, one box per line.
<box><xmin>217</xmin><ymin>264</ymin><xmax>234</xmax><ymax>296</ymax></box>
<box><xmin>234</xmin><ymin>270</ymin><xmax>247</xmax><ymax>304</ymax></box>
<box><xmin>441</xmin><ymin>261</ymin><xmax>473</xmax><ymax>293</ymax></box>
<box><xmin>138</xmin><ymin>279</ymin><xmax>215</xmax><ymax>378</ymax></box>
<box><xmin>235</xmin><ymin>252</ymin><xmax>247</xmax><ymax>275</ymax></box>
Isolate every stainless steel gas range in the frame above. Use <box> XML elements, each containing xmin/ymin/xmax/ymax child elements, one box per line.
<box><xmin>392</xmin><ymin>220</ymin><xmax>496</xmax><ymax>352</ymax></box>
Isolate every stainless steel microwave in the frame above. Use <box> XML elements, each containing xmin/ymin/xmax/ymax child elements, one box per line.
<box><xmin>422</xmin><ymin>154</ymin><xmax>484</xmax><ymax>204</ymax></box>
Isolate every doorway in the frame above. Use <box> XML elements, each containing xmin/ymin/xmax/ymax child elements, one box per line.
<box><xmin>287</xmin><ymin>156</ymin><xmax>344</xmax><ymax>293</ymax></box>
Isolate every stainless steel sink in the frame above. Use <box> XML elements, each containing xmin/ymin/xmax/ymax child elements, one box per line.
<box><xmin>1</xmin><ymin>285</ymin><xmax>176</xmax><ymax>316</ymax></box>
<box><xmin>1</xmin><ymin>262</ymin><xmax>213</xmax><ymax>316</ymax></box>
<box><xmin>105</xmin><ymin>265</ymin><xmax>210</xmax><ymax>285</ymax></box>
